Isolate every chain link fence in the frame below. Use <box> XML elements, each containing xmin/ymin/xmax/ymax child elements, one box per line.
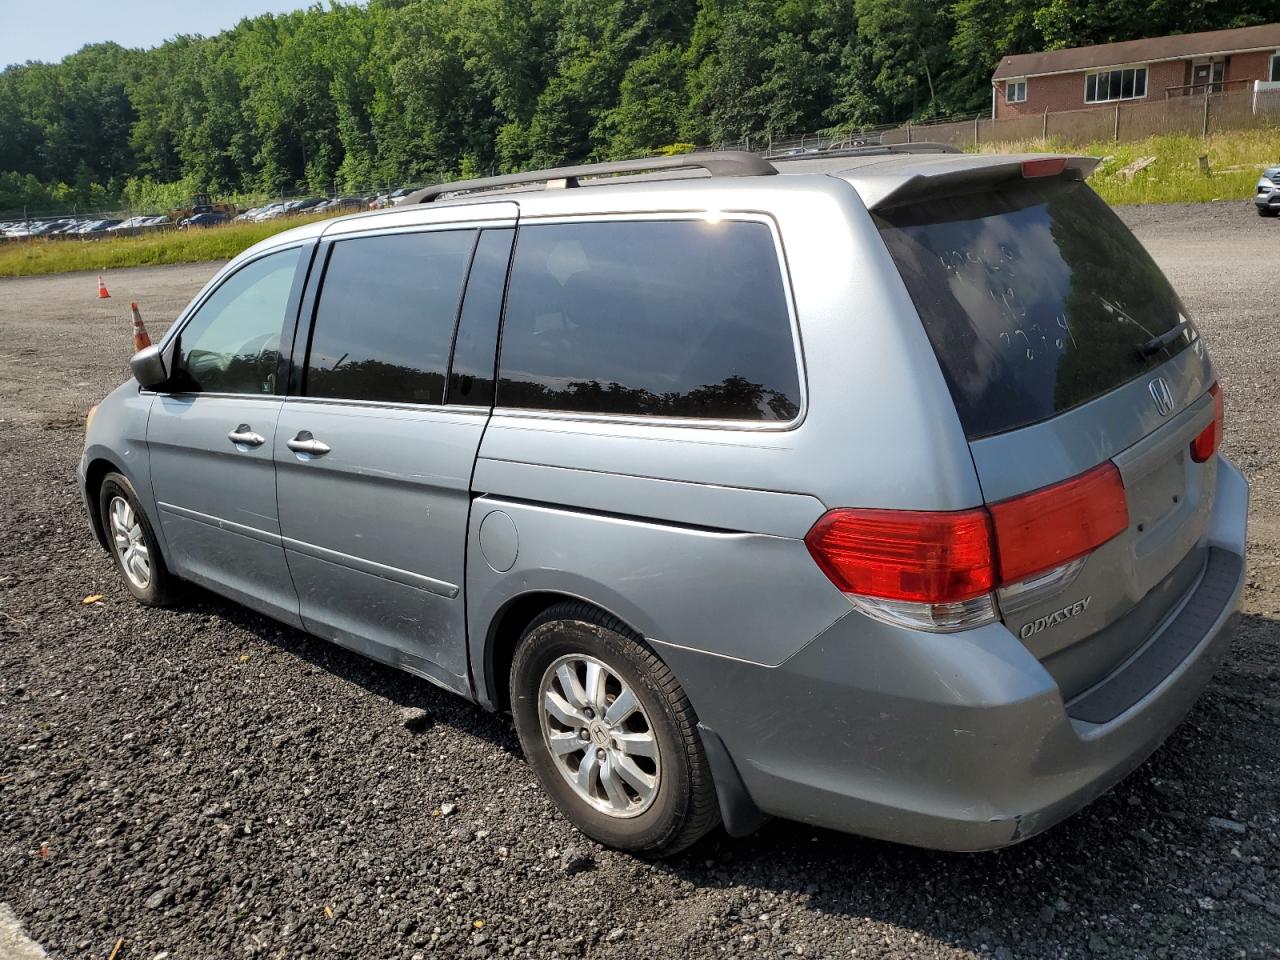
<box><xmin>710</xmin><ymin>83</ymin><xmax>1280</xmax><ymax>157</ymax></box>
<box><xmin>878</xmin><ymin>84</ymin><xmax>1280</xmax><ymax>150</ymax></box>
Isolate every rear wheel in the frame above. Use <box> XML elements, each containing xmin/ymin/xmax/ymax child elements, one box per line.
<box><xmin>98</xmin><ymin>472</ymin><xmax>180</xmax><ymax>606</ymax></box>
<box><xmin>510</xmin><ymin>601</ymin><xmax>720</xmax><ymax>856</ymax></box>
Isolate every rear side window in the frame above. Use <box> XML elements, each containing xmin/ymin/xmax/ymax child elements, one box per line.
<box><xmin>305</xmin><ymin>229</ymin><xmax>477</xmax><ymax>405</ymax></box>
<box><xmin>497</xmin><ymin>219</ymin><xmax>801</xmax><ymax>421</ymax></box>
<box><xmin>876</xmin><ymin>178</ymin><xmax>1194</xmax><ymax>439</ymax></box>
<box><xmin>448</xmin><ymin>228</ymin><xmax>514</xmax><ymax>407</ymax></box>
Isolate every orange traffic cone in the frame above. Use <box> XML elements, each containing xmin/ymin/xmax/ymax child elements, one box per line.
<box><xmin>130</xmin><ymin>302</ymin><xmax>152</xmax><ymax>351</ymax></box>
<box><xmin>97</xmin><ymin>273</ymin><xmax>111</xmax><ymax>299</ymax></box>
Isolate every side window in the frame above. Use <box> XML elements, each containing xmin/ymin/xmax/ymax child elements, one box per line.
<box><xmin>447</xmin><ymin>227</ymin><xmax>514</xmax><ymax>407</ymax></box>
<box><xmin>304</xmin><ymin>229</ymin><xmax>477</xmax><ymax>405</ymax></box>
<box><xmin>168</xmin><ymin>247</ymin><xmax>301</xmax><ymax>395</ymax></box>
<box><xmin>497</xmin><ymin>220</ymin><xmax>801</xmax><ymax>421</ymax></box>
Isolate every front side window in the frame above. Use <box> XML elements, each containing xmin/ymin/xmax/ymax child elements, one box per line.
<box><xmin>1085</xmin><ymin>67</ymin><xmax>1147</xmax><ymax>103</ymax></box>
<box><xmin>497</xmin><ymin>219</ymin><xmax>801</xmax><ymax>422</ymax></box>
<box><xmin>1007</xmin><ymin>80</ymin><xmax>1027</xmax><ymax>103</ymax></box>
<box><xmin>168</xmin><ymin>247</ymin><xmax>301</xmax><ymax>394</ymax></box>
<box><xmin>304</xmin><ymin>229</ymin><xmax>477</xmax><ymax>405</ymax></box>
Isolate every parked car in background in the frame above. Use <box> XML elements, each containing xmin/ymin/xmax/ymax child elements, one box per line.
<box><xmin>368</xmin><ymin>189</ymin><xmax>414</xmax><ymax>209</ymax></box>
<box><xmin>1256</xmin><ymin>166</ymin><xmax>1279</xmax><ymax>216</ymax></box>
<box><xmin>289</xmin><ymin>197</ymin><xmax>327</xmax><ymax>215</ymax></box>
<box><xmin>109</xmin><ymin>216</ymin><xmax>149</xmax><ymax>233</ymax></box>
<box><xmin>31</xmin><ymin>219</ymin><xmax>76</xmax><ymax>235</ymax></box>
<box><xmin>181</xmin><ymin>212</ymin><xmax>230</xmax><ymax>228</ymax></box>
<box><xmin>75</xmin><ymin>219</ymin><xmax>122</xmax><ymax>235</ymax></box>
<box><xmin>312</xmin><ymin>196</ymin><xmax>368</xmax><ymax>214</ymax></box>
<box><xmin>83</xmin><ymin>147</ymin><xmax>1246</xmax><ymax>858</ymax></box>
<box><xmin>251</xmin><ymin>203</ymin><xmax>289</xmax><ymax>221</ymax></box>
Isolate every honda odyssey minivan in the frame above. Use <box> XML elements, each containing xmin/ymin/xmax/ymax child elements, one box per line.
<box><xmin>81</xmin><ymin>146</ymin><xmax>1247</xmax><ymax>856</ymax></box>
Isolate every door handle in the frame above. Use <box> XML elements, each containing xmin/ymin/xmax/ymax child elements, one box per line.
<box><xmin>227</xmin><ymin>424</ymin><xmax>265</xmax><ymax>447</ymax></box>
<box><xmin>286</xmin><ymin>431</ymin><xmax>331</xmax><ymax>456</ymax></box>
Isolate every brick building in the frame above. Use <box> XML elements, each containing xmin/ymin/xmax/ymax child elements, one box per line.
<box><xmin>992</xmin><ymin>23</ymin><xmax>1280</xmax><ymax>119</ymax></box>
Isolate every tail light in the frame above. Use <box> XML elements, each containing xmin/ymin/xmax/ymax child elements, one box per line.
<box><xmin>1190</xmin><ymin>382</ymin><xmax>1223</xmax><ymax>463</ymax></box>
<box><xmin>806</xmin><ymin>462</ymin><xmax>1129</xmax><ymax>633</ymax></box>
<box><xmin>804</xmin><ymin>509</ymin><xmax>995</xmax><ymax>603</ymax></box>
<box><xmin>988</xmin><ymin>462</ymin><xmax>1128</xmax><ymax>584</ymax></box>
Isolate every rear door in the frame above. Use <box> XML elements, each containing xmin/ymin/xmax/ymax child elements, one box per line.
<box><xmin>274</xmin><ymin>211</ymin><xmax>516</xmax><ymax>694</ymax></box>
<box><xmin>874</xmin><ymin>174</ymin><xmax>1219</xmax><ymax>697</ymax></box>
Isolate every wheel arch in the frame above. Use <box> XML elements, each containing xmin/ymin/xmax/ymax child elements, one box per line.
<box><xmin>83</xmin><ymin>456</ymin><xmax>124</xmax><ymax>550</ymax></box>
<box><xmin>481</xmin><ymin>589</ymin><xmax>647</xmax><ymax>714</ymax></box>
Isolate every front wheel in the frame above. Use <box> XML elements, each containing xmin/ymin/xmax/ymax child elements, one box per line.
<box><xmin>1258</xmin><ymin>206</ymin><xmax>1279</xmax><ymax>217</ymax></box>
<box><xmin>510</xmin><ymin>601</ymin><xmax>720</xmax><ymax>856</ymax></box>
<box><xmin>98</xmin><ymin>472</ymin><xmax>181</xmax><ymax>606</ymax></box>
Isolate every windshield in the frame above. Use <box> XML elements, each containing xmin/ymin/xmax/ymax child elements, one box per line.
<box><xmin>875</xmin><ymin>177</ymin><xmax>1195</xmax><ymax>439</ymax></box>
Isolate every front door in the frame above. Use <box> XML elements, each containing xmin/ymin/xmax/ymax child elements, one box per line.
<box><xmin>1191</xmin><ymin>60</ymin><xmax>1224</xmax><ymax>93</ymax></box>
<box><xmin>274</xmin><ymin>217</ymin><xmax>516</xmax><ymax>693</ymax></box>
<box><xmin>148</xmin><ymin>245</ymin><xmax>307</xmax><ymax>625</ymax></box>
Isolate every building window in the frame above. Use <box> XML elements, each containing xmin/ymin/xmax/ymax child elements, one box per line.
<box><xmin>1270</xmin><ymin>51</ymin><xmax>1280</xmax><ymax>83</ymax></box>
<box><xmin>1006</xmin><ymin>80</ymin><xmax>1027</xmax><ymax>103</ymax></box>
<box><xmin>1085</xmin><ymin>66</ymin><xmax>1148</xmax><ymax>103</ymax></box>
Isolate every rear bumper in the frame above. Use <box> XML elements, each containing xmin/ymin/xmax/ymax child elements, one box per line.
<box><xmin>659</xmin><ymin>457</ymin><xmax>1248</xmax><ymax>851</ymax></box>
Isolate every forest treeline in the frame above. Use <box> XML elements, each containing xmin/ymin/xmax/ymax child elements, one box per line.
<box><xmin>1</xmin><ymin>0</ymin><xmax>1274</xmax><ymax>212</ymax></box>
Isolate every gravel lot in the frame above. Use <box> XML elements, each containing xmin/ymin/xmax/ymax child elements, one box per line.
<box><xmin>1</xmin><ymin>202</ymin><xmax>1278</xmax><ymax>960</ymax></box>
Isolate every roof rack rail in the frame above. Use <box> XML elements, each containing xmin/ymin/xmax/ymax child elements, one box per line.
<box><xmin>773</xmin><ymin>142</ymin><xmax>962</xmax><ymax>161</ymax></box>
<box><xmin>404</xmin><ymin>151</ymin><xmax>776</xmax><ymax>204</ymax></box>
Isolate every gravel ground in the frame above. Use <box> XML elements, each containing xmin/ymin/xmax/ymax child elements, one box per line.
<box><xmin>1</xmin><ymin>203</ymin><xmax>1278</xmax><ymax>960</ymax></box>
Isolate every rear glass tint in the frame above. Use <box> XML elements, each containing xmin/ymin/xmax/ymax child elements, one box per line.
<box><xmin>305</xmin><ymin>229</ymin><xmax>476</xmax><ymax>405</ymax></box>
<box><xmin>875</xmin><ymin>178</ymin><xmax>1195</xmax><ymax>439</ymax></box>
<box><xmin>497</xmin><ymin>219</ymin><xmax>801</xmax><ymax>421</ymax></box>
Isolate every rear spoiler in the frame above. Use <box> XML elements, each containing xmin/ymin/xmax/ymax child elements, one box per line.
<box><xmin>855</xmin><ymin>155</ymin><xmax>1101</xmax><ymax>211</ymax></box>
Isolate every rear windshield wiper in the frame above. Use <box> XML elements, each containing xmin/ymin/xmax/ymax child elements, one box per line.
<box><xmin>1137</xmin><ymin>320</ymin><xmax>1194</xmax><ymax>358</ymax></box>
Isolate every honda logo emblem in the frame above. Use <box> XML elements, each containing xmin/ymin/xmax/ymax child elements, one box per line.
<box><xmin>1149</xmin><ymin>377</ymin><xmax>1175</xmax><ymax>416</ymax></box>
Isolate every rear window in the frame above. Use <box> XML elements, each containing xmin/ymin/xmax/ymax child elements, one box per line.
<box><xmin>497</xmin><ymin>219</ymin><xmax>801</xmax><ymax>421</ymax></box>
<box><xmin>875</xmin><ymin>178</ymin><xmax>1195</xmax><ymax>439</ymax></box>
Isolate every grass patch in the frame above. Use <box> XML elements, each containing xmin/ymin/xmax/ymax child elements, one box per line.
<box><xmin>972</xmin><ymin>129</ymin><xmax>1280</xmax><ymax>205</ymax></box>
<box><xmin>0</xmin><ymin>214</ymin><xmax>332</xmax><ymax>278</ymax></box>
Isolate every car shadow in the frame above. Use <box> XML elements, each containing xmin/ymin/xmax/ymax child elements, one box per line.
<box><xmin>177</xmin><ymin>582</ymin><xmax>524</xmax><ymax>758</ymax></box>
<box><xmin>177</xmin><ymin>583</ymin><xmax>1277</xmax><ymax>954</ymax></box>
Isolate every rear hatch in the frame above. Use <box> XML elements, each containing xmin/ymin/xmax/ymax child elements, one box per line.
<box><xmin>872</xmin><ymin>166</ymin><xmax>1220</xmax><ymax>700</ymax></box>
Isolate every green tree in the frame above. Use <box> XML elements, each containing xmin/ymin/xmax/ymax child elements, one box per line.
<box><xmin>855</xmin><ymin>0</ymin><xmax>953</xmax><ymax>120</ymax></box>
<box><xmin>948</xmin><ymin>0</ymin><xmax>1043</xmax><ymax>113</ymax></box>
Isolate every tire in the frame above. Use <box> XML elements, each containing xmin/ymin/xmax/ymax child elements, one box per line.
<box><xmin>510</xmin><ymin>601</ymin><xmax>720</xmax><ymax>856</ymax></box>
<box><xmin>98</xmin><ymin>472</ymin><xmax>181</xmax><ymax>607</ymax></box>
<box><xmin>1258</xmin><ymin>207</ymin><xmax>1278</xmax><ymax>217</ymax></box>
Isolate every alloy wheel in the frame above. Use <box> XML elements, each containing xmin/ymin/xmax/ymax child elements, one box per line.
<box><xmin>109</xmin><ymin>495</ymin><xmax>151</xmax><ymax>589</ymax></box>
<box><xmin>537</xmin><ymin>654</ymin><xmax>661</xmax><ymax>818</ymax></box>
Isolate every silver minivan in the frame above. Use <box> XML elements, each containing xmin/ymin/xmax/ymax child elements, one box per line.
<box><xmin>81</xmin><ymin>147</ymin><xmax>1247</xmax><ymax>856</ymax></box>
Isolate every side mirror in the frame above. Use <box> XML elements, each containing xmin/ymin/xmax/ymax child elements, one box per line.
<box><xmin>130</xmin><ymin>344</ymin><xmax>168</xmax><ymax>389</ymax></box>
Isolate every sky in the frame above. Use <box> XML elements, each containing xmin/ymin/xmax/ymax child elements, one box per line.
<box><xmin>1</xmin><ymin>0</ymin><xmax>329</xmax><ymax>69</ymax></box>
